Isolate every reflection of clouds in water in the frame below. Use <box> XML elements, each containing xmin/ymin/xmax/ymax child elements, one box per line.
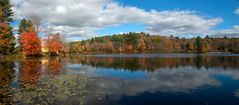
<box><xmin>162</xmin><ymin>66</ymin><xmax>239</xmax><ymax>80</ymax></box>
<box><xmin>212</xmin><ymin>71</ymin><xmax>239</xmax><ymax>80</ymax></box>
<box><xmin>66</xmin><ymin>64</ymin><xmax>239</xmax><ymax>102</ymax></box>
<box><xmin>67</xmin><ymin>65</ymin><xmax>221</xmax><ymax>95</ymax></box>
<box><xmin>66</xmin><ymin>64</ymin><xmax>97</xmax><ymax>75</ymax></box>
<box><xmin>89</xmin><ymin>68</ymin><xmax>221</xmax><ymax>97</ymax></box>
<box><xmin>77</xmin><ymin>67</ymin><xmax>224</xmax><ymax>104</ymax></box>
<box><xmin>70</xmin><ymin>63</ymin><xmax>239</xmax><ymax>81</ymax></box>
<box><xmin>235</xmin><ymin>90</ymin><xmax>239</xmax><ymax>98</ymax></box>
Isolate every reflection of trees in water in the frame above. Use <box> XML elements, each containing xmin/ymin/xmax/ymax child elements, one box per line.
<box><xmin>13</xmin><ymin>75</ymin><xmax>87</xmax><ymax>105</ymax></box>
<box><xmin>0</xmin><ymin>61</ymin><xmax>15</xmax><ymax>104</ymax></box>
<box><xmin>41</xmin><ymin>57</ymin><xmax>62</xmax><ymax>75</ymax></box>
<box><xmin>0</xmin><ymin>61</ymin><xmax>15</xmax><ymax>87</ymax></box>
<box><xmin>195</xmin><ymin>56</ymin><xmax>202</xmax><ymax>69</ymax></box>
<box><xmin>20</xmin><ymin>60</ymin><xmax>41</xmax><ymax>85</ymax></box>
<box><xmin>70</xmin><ymin>55</ymin><xmax>239</xmax><ymax>72</ymax></box>
<box><xmin>17</xmin><ymin>58</ymin><xmax>87</xmax><ymax>105</ymax></box>
<box><xmin>235</xmin><ymin>90</ymin><xmax>239</xmax><ymax>98</ymax></box>
<box><xmin>19</xmin><ymin>58</ymin><xmax>63</xmax><ymax>83</ymax></box>
<box><xmin>1</xmin><ymin>58</ymin><xmax>88</xmax><ymax>105</ymax></box>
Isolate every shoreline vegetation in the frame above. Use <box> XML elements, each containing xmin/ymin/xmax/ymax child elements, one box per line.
<box><xmin>69</xmin><ymin>32</ymin><xmax>239</xmax><ymax>54</ymax></box>
<box><xmin>1</xmin><ymin>0</ymin><xmax>239</xmax><ymax>60</ymax></box>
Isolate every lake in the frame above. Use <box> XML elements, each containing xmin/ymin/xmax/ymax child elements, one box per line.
<box><xmin>1</xmin><ymin>53</ymin><xmax>239</xmax><ymax>105</ymax></box>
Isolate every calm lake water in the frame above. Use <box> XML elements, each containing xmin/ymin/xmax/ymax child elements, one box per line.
<box><xmin>1</xmin><ymin>53</ymin><xmax>239</xmax><ymax>105</ymax></box>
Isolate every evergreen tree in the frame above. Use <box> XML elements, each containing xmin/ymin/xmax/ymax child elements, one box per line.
<box><xmin>0</xmin><ymin>0</ymin><xmax>14</xmax><ymax>23</ymax></box>
<box><xmin>0</xmin><ymin>0</ymin><xmax>15</xmax><ymax>55</ymax></box>
<box><xmin>18</xmin><ymin>19</ymin><xmax>34</xmax><ymax>34</ymax></box>
<box><xmin>195</xmin><ymin>36</ymin><xmax>203</xmax><ymax>53</ymax></box>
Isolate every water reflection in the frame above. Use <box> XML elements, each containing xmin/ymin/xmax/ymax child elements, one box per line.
<box><xmin>67</xmin><ymin>54</ymin><xmax>239</xmax><ymax>105</ymax></box>
<box><xmin>0</xmin><ymin>58</ymin><xmax>87</xmax><ymax>105</ymax></box>
<box><xmin>41</xmin><ymin>58</ymin><xmax>61</xmax><ymax>75</ymax></box>
<box><xmin>70</xmin><ymin>54</ymin><xmax>239</xmax><ymax>71</ymax></box>
<box><xmin>1</xmin><ymin>54</ymin><xmax>239</xmax><ymax>105</ymax></box>
<box><xmin>0</xmin><ymin>61</ymin><xmax>15</xmax><ymax>87</ymax></box>
<box><xmin>20</xmin><ymin>60</ymin><xmax>41</xmax><ymax>85</ymax></box>
<box><xmin>0</xmin><ymin>61</ymin><xmax>15</xmax><ymax>104</ymax></box>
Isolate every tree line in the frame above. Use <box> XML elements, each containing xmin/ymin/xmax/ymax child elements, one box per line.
<box><xmin>70</xmin><ymin>32</ymin><xmax>239</xmax><ymax>54</ymax></box>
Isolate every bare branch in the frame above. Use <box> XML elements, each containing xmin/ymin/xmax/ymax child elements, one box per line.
<box><xmin>28</xmin><ymin>13</ymin><xmax>42</xmax><ymax>33</ymax></box>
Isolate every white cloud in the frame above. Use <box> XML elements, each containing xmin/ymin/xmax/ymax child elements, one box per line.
<box><xmin>235</xmin><ymin>8</ymin><xmax>239</xmax><ymax>15</ymax></box>
<box><xmin>56</xmin><ymin>5</ymin><xmax>66</xmax><ymax>13</ymax></box>
<box><xmin>143</xmin><ymin>10</ymin><xmax>222</xmax><ymax>35</ymax></box>
<box><xmin>209</xmin><ymin>25</ymin><xmax>239</xmax><ymax>37</ymax></box>
<box><xmin>11</xmin><ymin>0</ymin><xmax>223</xmax><ymax>40</ymax></box>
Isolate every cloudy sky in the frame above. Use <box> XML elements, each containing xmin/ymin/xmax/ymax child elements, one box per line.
<box><xmin>10</xmin><ymin>0</ymin><xmax>239</xmax><ymax>41</ymax></box>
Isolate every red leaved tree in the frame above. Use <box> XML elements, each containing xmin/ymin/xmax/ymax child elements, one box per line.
<box><xmin>49</xmin><ymin>33</ymin><xmax>62</xmax><ymax>54</ymax></box>
<box><xmin>20</xmin><ymin>31</ymin><xmax>41</xmax><ymax>56</ymax></box>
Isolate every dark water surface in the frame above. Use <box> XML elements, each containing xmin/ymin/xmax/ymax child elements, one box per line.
<box><xmin>1</xmin><ymin>53</ymin><xmax>239</xmax><ymax>105</ymax></box>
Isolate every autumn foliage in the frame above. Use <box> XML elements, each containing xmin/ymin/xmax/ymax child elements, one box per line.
<box><xmin>49</xmin><ymin>33</ymin><xmax>62</xmax><ymax>54</ymax></box>
<box><xmin>0</xmin><ymin>1</ymin><xmax>15</xmax><ymax>55</ymax></box>
<box><xmin>0</xmin><ymin>22</ymin><xmax>15</xmax><ymax>54</ymax></box>
<box><xmin>20</xmin><ymin>31</ymin><xmax>41</xmax><ymax>56</ymax></box>
<box><xmin>70</xmin><ymin>32</ymin><xmax>239</xmax><ymax>54</ymax></box>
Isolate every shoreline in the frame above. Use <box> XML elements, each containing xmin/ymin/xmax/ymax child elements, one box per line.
<box><xmin>0</xmin><ymin>52</ymin><xmax>238</xmax><ymax>60</ymax></box>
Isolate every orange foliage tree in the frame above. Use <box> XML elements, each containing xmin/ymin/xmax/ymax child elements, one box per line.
<box><xmin>49</xmin><ymin>33</ymin><xmax>62</xmax><ymax>54</ymax></box>
<box><xmin>20</xmin><ymin>31</ymin><xmax>41</xmax><ymax>56</ymax></box>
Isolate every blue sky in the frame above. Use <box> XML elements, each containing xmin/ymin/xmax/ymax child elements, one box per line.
<box><xmin>96</xmin><ymin>0</ymin><xmax>239</xmax><ymax>35</ymax></box>
<box><xmin>11</xmin><ymin>0</ymin><xmax>239</xmax><ymax>41</ymax></box>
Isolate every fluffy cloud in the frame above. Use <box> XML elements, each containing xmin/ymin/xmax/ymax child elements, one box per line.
<box><xmin>209</xmin><ymin>25</ymin><xmax>239</xmax><ymax>37</ymax></box>
<box><xmin>11</xmin><ymin>0</ymin><xmax>223</xmax><ymax>40</ymax></box>
<box><xmin>144</xmin><ymin>11</ymin><xmax>222</xmax><ymax>35</ymax></box>
<box><xmin>235</xmin><ymin>8</ymin><xmax>239</xmax><ymax>15</ymax></box>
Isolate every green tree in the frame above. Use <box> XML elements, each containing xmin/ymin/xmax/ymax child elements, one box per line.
<box><xmin>0</xmin><ymin>0</ymin><xmax>15</xmax><ymax>55</ymax></box>
<box><xmin>0</xmin><ymin>0</ymin><xmax>14</xmax><ymax>23</ymax></box>
<box><xmin>124</xmin><ymin>32</ymin><xmax>139</xmax><ymax>46</ymax></box>
<box><xmin>18</xmin><ymin>18</ymin><xmax>34</xmax><ymax>34</ymax></box>
<box><xmin>123</xmin><ymin>32</ymin><xmax>139</xmax><ymax>53</ymax></box>
<box><xmin>205</xmin><ymin>35</ymin><xmax>210</xmax><ymax>39</ymax></box>
<box><xmin>195</xmin><ymin>36</ymin><xmax>203</xmax><ymax>53</ymax></box>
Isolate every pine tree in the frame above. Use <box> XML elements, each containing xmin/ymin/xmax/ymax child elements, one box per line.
<box><xmin>0</xmin><ymin>0</ymin><xmax>13</xmax><ymax>23</ymax></box>
<box><xmin>18</xmin><ymin>19</ymin><xmax>34</xmax><ymax>34</ymax></box>
<box><xmin>0</xmin><ymin>0</ymin><xmax>15</xmax><ymax>55</ymax></box>
<box><xmin>195</xmin><ymin>36</ymin><xmax>203</xmax><ymax>53</ymax></box>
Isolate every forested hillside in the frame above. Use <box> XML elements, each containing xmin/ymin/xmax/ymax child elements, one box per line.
<box><xmin>70</xmin><ymin>32</ymin><xmax>239</xmax><ymax>54</ymax></box>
